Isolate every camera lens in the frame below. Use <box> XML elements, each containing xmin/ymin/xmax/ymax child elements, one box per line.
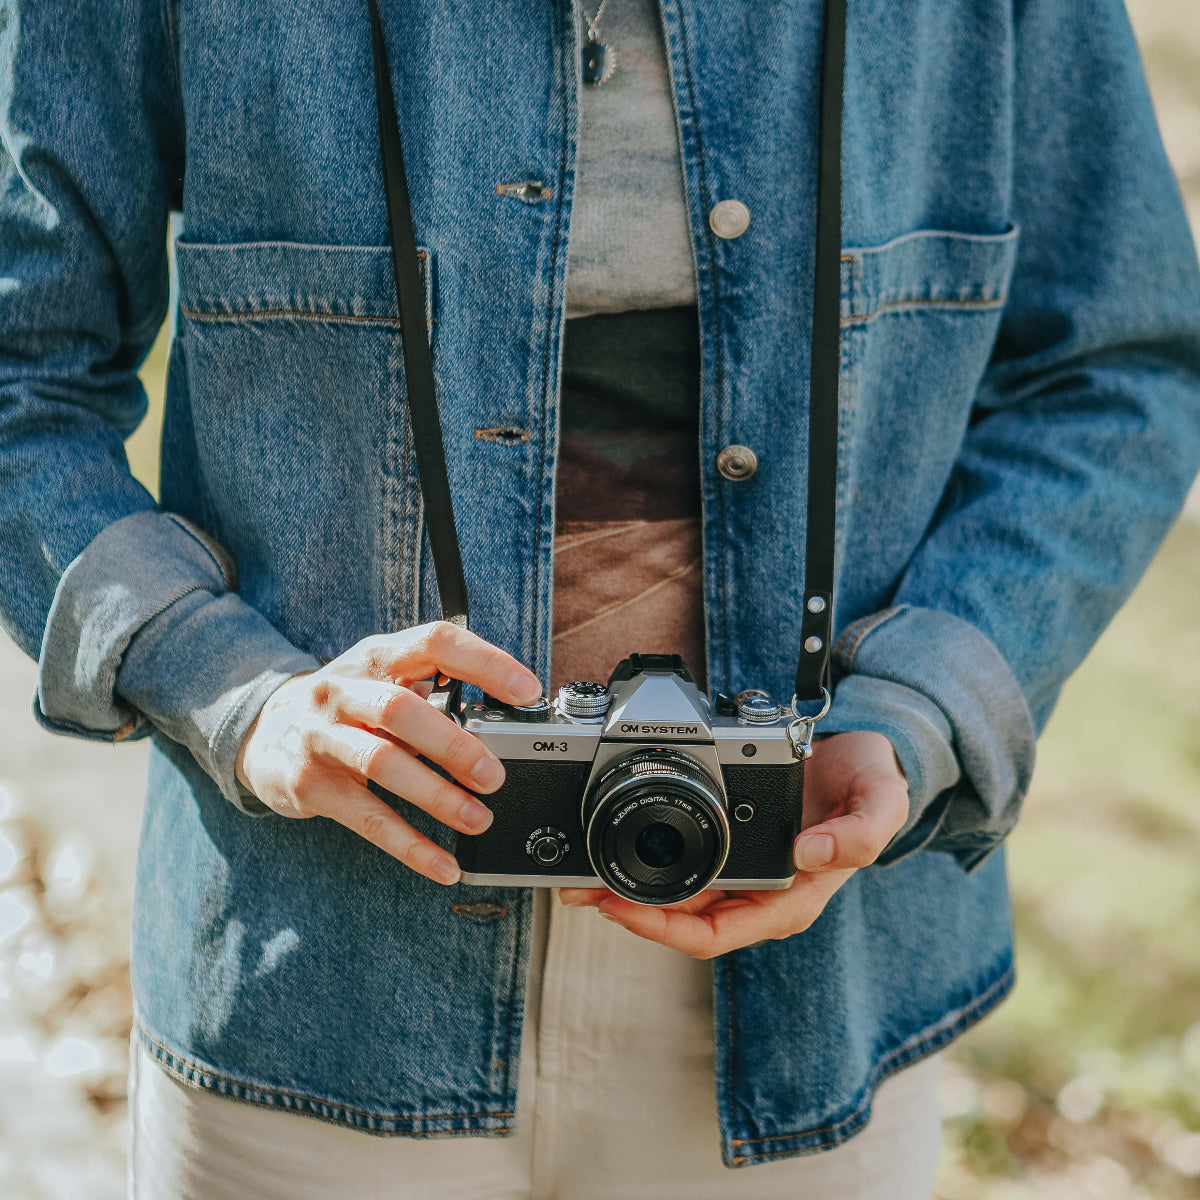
<box><xmin>584</xmin><ymin>747</ymin><xmax>729</xmax><ymax>906</ymax></box>
<box><xmin>635</xmin><ymin>822</ymin><xmax>685</xmax><ymax>869</ymax></box>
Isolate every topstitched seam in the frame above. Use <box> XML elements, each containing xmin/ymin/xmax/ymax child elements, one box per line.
<box><xmin>841</xmin><ymin>295</ymin><xmax>1006</xmax><ymax>326</ymax></box>
<box><xmin>136</xmin><ymin>1022</ymin><xmax>516</xmax><ymax>1123</ymax></box>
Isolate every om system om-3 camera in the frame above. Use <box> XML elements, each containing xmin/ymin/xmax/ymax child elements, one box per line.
<box><xmin>453</xmin><ymin>654</ymin><xmax>813</xmax><ymax>905</ymax></box>
<box><xmin>368</xmin><ymin>0</ymin><xmax>842</xmax><ymax>905</ymax></box>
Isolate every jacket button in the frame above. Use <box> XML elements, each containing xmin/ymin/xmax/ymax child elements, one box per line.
<box><xmin>708</xmin><ymin>199</ymin><xmax>751</xmax><ymax>239</ymax></box>
<box><xmin>716</xmin><ymin>444</ymin><xmax>758</xmax><ymax>480</ymax></box>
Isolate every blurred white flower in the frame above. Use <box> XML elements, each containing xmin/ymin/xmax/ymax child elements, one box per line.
<box><xmin>940</xmin><ymin>1065</ymin><xmax>982</xmax><ymax>1120</ymax></box>
<box><xmin>1074</xmin><ymin>1154</ymin><xmax>1132</xmax><ymax>1197</ymax></box>
<box><xmin>0</xmin><ymin>889</ymin><xmax>34</xmax><ymax>947</ymax></box>
<box><xmin>1162</xmin><ymin>1131</ymin><xmax>1200</xmax><ymax>1177</ymax></box>
<box><xmin>0</xmin><ymin>825</ymin><xmax>28</xmax><ymax>883</ymax></box>
<box><xmin>45</xmin><ymin>1035</ymin><xmax>102</xmax><ymax>1079</ymax></box>
<box><xmin>0</xmin><ymin>782</ymin><xmax>22</xmax><ymax>821</ymax></box>
<box><xmin>1057</xmin><ymin>1074</ymin><xmax>1105</xmax><ymax>1123</ymax></box>
<box><xmin>0</xmin><ymin>1033</ymin><xmax>36</xmax><ymax>1064</ymax></box>
<box><xmin>16</xmin><ymin>935</ymin><xmax>57</xmax><ymax>984</ymax></box>
<box><xmin>44</xmin><ymin>835</ymin><xmax>94</xmax><ymax>906</ymax></box>
<box><xmin>982</xmin><ymin>1078</ymin><xmax>1029</xmax><ymax>1127</ymax></box>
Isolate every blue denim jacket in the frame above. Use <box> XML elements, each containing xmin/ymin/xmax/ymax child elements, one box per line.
<box><xmin>2</xmin><ymin>0</ymin><xmax>1199</xmax><ymax>1168</ymax></box>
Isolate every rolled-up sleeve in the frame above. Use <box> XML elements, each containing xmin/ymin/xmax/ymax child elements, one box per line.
<box><xmin>0</xmin><ymin>2</ymin><xmax>316</xmax><ymax>814</ymax></box>
<box><xmin>36</xmin><ymin>512</ymin><xmax>318</xmax><ymax>813</ymax></box>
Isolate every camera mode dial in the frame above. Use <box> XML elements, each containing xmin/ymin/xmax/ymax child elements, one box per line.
<box><xmin>557</xmin><ymin>681</ymin><xmax>611</xmax><ymax>719</ymax></box>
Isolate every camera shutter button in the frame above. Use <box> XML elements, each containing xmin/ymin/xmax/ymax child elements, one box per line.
<box><xmin>716</xmin><ymin>444</ymin><xmax>758</xmax><ymax>481</ymax></box>
<box><xmin>511</xmin><ymin>696</ymin><xmax>551</xmax><ymax>722</ymax></box>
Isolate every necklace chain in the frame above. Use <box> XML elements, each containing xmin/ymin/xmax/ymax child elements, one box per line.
<box><xmin>583</xmin><ymin>0</ymin><xmax>610</xmax><ymax>42</ymax></box>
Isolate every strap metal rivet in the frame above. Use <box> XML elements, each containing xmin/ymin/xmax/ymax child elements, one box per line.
<box><xmin>804</xmin><ymin>636</ymin><xmax>823</xmax><ymax>653</ymax></box>
<box><xmin>806</xmin><ymin>596</ymin><xmax>826</xmax><ymax>614</ymax></box>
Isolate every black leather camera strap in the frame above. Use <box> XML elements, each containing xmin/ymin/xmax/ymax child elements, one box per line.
<box><xmin>368</xmin><ymin>0</ymin><xmax>469</xmax><ymax>631</ymax></box>
<box><xmin>367</xmin><ymin>0</ymin><xmax>844</xmax><ymax>708</ymax></box>
<box><xmin>793</xmin><ymin>0</ymin><xmax>845</xmax><ymax>706</ymax></box>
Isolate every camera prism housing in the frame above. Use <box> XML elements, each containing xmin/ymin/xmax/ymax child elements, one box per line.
<box><xmin>453</xmin><ymin>653</ymin><xmax>805</xmax><ymax>906</ymax></box>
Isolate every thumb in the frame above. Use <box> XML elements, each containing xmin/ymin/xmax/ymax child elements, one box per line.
<box><xmin>794</xmin><ymin>785</ymin><xmax>908</xmax><ymax>871</ymax></box>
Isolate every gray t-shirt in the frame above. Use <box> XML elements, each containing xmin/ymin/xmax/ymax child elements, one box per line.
<box><xmin>565</xmin><ymin>0</ymin><xmax>698</xmax><ymax>318</ymax></box>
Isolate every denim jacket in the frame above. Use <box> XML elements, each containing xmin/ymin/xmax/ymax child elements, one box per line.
<box><xmin>2</xmin><ymin>0</ymin><xmax>1199</xmax><ymax>1168</ymax></box>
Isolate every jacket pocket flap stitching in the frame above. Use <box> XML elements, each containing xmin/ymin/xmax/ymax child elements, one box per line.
<box><xmin>840</xmin><ymin>223</ymin><xmax>1019</xmax><ymax>324</ymax></box>
<box><xmin>174</xmin><ymin>239</ymin><xmax>433</xmax><ymax>327</ymax></box>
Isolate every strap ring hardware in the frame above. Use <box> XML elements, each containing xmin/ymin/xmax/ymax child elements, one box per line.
<box><xmin>786</xmin><ymin>687</ymin><xmax>832</xmax><ymax>760</ymax></box>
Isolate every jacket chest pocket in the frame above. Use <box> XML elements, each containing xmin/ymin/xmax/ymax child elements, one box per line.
<box><xmin>171</xmin><ymin>239</ymin><xmax>435</xmax><ymax>651</ymax></box>
<box><xmin>832</xmin><ymin>224</ymin><xmax>1020</xmax><ymax>612</ymax></box>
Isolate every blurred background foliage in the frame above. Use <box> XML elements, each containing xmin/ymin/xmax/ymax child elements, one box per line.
<box><xmin>1</xmin><ymin>1</ymin><xmax>1199</xmax><ymax>1197</ymax></box>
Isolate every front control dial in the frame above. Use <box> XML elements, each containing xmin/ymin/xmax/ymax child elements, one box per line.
<box><xmin>526</xmin><ymin>826</ymin><xmax>571</xmax><ymax>868</ymax></box>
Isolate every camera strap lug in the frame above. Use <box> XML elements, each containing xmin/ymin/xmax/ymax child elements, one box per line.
<box><xmin>787</xmin><ymin>688</ymin><xmax>832</xmax><ymax>760</ymax></box>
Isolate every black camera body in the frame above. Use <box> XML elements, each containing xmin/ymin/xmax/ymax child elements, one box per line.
<box><xmin>453</xmin><ymin>654</ymin><xmax>806</xmax><ymax>906</ymax></box>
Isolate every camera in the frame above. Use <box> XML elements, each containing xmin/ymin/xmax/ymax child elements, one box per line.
<box><xmin>452</xmin><ymin>653</ymin><xmax>807</xmax><ymax>906</ymax></box>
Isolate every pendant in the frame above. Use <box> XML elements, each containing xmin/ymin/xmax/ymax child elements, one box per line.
<box><xmin>582</xmin><ymin>36</ymin><xmax>616</xmax><ymax>86</ymax></box>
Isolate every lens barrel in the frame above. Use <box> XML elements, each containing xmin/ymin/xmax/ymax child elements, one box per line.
<box><xmin>584</xmin><ymin>747</ymin><xmax>730</xmax><ymax>905</ymax></box>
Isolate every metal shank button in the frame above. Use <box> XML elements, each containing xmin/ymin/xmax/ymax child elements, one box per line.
<box><xmin>716</xmin><ymin>444</ymin><xmax>758</xmax><ymax>481</ymax></box>
<box><xmin>708</xmin><ymin>199</ymin><xmax>751</xmax><ymax>239</ymax></box>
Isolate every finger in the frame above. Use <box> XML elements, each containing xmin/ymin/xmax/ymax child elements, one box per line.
<box><xmin>596</xmin><ymin>873</ymin><xmax>846</xmax><ymax>958</ymax></box>
<box><xmin>305</xmin><ymin>777</ymin><xmax>463</xmax><ymax>886</ymax></box>
<box><xmin>366</xmin><ymin>622</ymin><xmax>542</xmax><ymax>706</ymax></box>
<box><xmin>560</xmin><ymin>887</ymin><xmax>720</xmax><ymax>914</ymax></box>
<box><xmin>330</xmin><ymin>679</ymin><xmax>508</xmax><ymax>795</ymax></box>
<box><xmin>794</xmin><ymin>787</ymin><xmax>908</xmax><ymax>871</ymax></box>
<box><xmin>313</xmin><ymin>723</ymin><xmax>494</xmax><ymax>836</ymax></box>
<box><xmin>558</xmin><ymin>887</ymin><xmax>608</xmax><ymax>907</ymax></box>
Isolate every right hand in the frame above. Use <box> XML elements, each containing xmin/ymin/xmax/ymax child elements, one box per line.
<box><xmin>234</xmin><ymin>620</ymin><xmax>542</xmax><ymax>885</ymax></box>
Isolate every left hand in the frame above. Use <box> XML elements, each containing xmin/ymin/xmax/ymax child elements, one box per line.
<box><xmin>558</xmin><ymin>731</ymin><xmax>909</xmax><ymax>959</ymax></box>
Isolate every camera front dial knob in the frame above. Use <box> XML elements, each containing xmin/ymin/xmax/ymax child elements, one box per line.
<box><xmin>557</xmin><ymin>681</ymin><xmax>611</xmax><ymax>719</ymax></box>
<box><xmin>526</xmin><ymin>826</ymin><xmax>571</xmax><ymax>868</ymax></box>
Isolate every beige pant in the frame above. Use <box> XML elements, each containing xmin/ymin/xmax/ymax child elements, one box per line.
<box><xmin>129</xmin><ymin>888</ymin><xmax>943</xmax><ymax>1199</ymax></box>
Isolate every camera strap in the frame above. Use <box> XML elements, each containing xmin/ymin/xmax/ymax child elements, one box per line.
<box><xmin>367</xmin><ymin>0</ymin><xmax>844</xmax><ymax>713</ymax></box>
<box><xmin>368</xmin><ymin>0</ymin><xmax>470</xmax><ymax>633</ymax></box>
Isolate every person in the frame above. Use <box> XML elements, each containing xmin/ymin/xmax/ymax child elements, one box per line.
<box><xmin>1</xmin><ymin>0</ymin><xmax>1198</xmax><ymax>1196</ymax></box>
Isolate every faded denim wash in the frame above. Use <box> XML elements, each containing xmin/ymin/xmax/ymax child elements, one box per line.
<box><xmin>2</xmin><ymin>0</ymin><xmax>1199</xmax><ymax>1169</ymax></box>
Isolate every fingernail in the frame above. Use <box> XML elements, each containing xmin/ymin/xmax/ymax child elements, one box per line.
<box><xmin>797</xmin><ymin>833</ymin><xmax>835</xmax><ymax>869</ymax></box>
<box><xmin>471</xmin><ymin>757</ymin><xmax>503</xmax><ymax>790</ymax></box>
<box><xmin>459</xmin><ymin>797</ymin><xmax>493</xmax><ymax>833</ymax></box>
<box><xmin>598</xmin><ymin>911</ymin><xmax>626</xmax><ymax>927</ymax></box>
<box><xmin>430</xmin><ymin>854</ymin><xmax>462</xmax><ymax>885</ymax></box>
<box><xmin>509</xmin><ymin>672</ymin><xmax>542</xmax><ymax>705</ymax></box>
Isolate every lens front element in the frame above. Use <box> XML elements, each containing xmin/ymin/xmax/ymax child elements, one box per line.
<box><xmin>585</xmin><ymin>747</ymin><xmax>729</xmax><ymax>905</ymax></box>
<box><xmin>635</xmin><ymin>822</ymin><xmax>686</xmax><ymax>869</ymax></box>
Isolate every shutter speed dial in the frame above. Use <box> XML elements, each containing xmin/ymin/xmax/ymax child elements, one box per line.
<box><xmin>526</xmin><ymin>826</ymin><xmax>570</xmax><ymax>868</ymax></box>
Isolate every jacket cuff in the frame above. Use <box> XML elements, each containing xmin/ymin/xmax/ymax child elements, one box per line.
<box><xmin>37</xmin><ymin>510</ymin><xmax>319</xmax><ymax>813</ymax></box>
<box><xmin>820</xmin><ymin>604</ymin><xmax>1036</xmax><ymax>872</ymax></box>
